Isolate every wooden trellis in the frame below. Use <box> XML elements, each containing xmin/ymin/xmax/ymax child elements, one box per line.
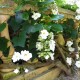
<box><xmin>0</xmin><ymin>0</ymin><xmax>80</xmax><ymax>80</ymax></box>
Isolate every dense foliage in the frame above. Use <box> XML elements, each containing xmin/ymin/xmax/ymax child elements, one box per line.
<box><xmin>0</xmin><ymin>0</ymin><xmax>80</xmax><ymax>69</ymax></box>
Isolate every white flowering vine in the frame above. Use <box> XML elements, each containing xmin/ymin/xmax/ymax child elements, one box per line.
<box><xmin>12</xmin><ymin>52</ymin><xmax>21</xmax><ymax>62</ymax></box>
<box><xmin>32</xmin><ymin>12</ymin><xmax>41</xmax><ymax>20</ymax></box>
<box><xmin>66</xmin><ymin>41</ymin><xmax>73</xmax><ymax>47</ymax></box>
<box><xmin>12</xmin><ymin>50</ymin><xmax>32</xmax><ymax>74</ymax></box>
<box><xmin>66</xmin><ymin>57</ymin><xmax>72</xmax><ymax>66</ymax></box>
<box><xmin>36</xmin><ymin>29</ymin><xmax>55</xmax><ymax>60</ymax></box>
<box><xmin>12</xmin><ymin>50</ymin><xmax>32</xmax><ymax>63</ymax></box>
<box><xmin>75</xmin><ymin>60</ymin><xmax>80</xmax><ymax>68</ymax></box>
<box><xmin>39</xmin><ymin>29</ymin><xmax>49</xmax><ymax>39</ymax></box>
<box><xmin>66</xmin><ymin>40</ymin><xmax>75</xmax><ymax>52</ymax></box>
<box><xmin>21</xmin><ymin>50</ymin><xmax>32</xmax><ymax>62</ymax></box>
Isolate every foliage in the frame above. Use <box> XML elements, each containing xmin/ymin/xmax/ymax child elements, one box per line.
<box><xmin>0</xmin><ymin>37</ymin><xmax>9</xmax><ymax>57</ymax></box>
<box><xmin>8</xmin><ymin>0</ymin><xmax>80</xmax><ymax>64</ymax></box>
<box><xmin>0</xmin><ymin>23</ymin><xmax>6</xmax><ymax>32</ymax></box>
<box><xmin>0</xmin><ymin>0</ymin><xmax>80</xmax><ymax>70</ymax></box>
<box><xmin>62</xmin><ymin>19</ymin><xmax>78</xmax><ymax>39</ymax></box>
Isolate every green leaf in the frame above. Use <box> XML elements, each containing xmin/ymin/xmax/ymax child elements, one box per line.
<box><xmin>51</xmin><ymin>14</ymin><xmax>64</xmax><ymax>21</ymax></box>
<box><xmin>12</xmin><ymin>31</ymin><xmax>26</xmax><ymax>47</ymax></box>
<box><xmin>0</xmin><ymin>23</ymin><xmax>6</xmax><ymax>32</ymax></box>
<box><xmin>43</xmin><ymin>24</ymin><xmax>52</xmax><ymax>31</ymax></box>
<box><xmin>3</xmin><ymin>47</ymin><xmax>10</xmax><ymax>57</ymax></box>
<box><xmin>51</xmin><ymin>23</ymin><xmax>63</xmax><ymax>33</ymax></box>
<box><xmin>0</xmin><ymin>59</ymin><xmax>3</xmax><ymax>64</ymax></box>
<box><xmin>46</xmin><ymin>0</ymin><xmax>54</xmax><ymax>3</ymax></box>
<box><xmin>22</xmin><ymin>23</ymin><xmax>43</xmax><ymax>33</ymax></box>
<box><xmin>22</xmin><ymin>12</ymin><xmax>29</xmax><ymax>20</ymax></box>
<box><xmin>0</xmin><ymin>37</ymin><xmax>9</xmax><ymax>51</ymax></box>
<box><xmin>38</xmin><ymin>0</ymin><xmax>54</xmax><ymax>4</ymax></box>
<box><xmin>70</xmin><ymin>29</ymin><xmax>78</xmax><ymax>39</ymax></box>
<box><xmin>15</xmin><ymin>5</ymin><xmax>23</xmax><ymax>12</ymax></box>
<box><xmin>8</xmin><ymin>17</ymin><xmax>21</xmax><ymax>32</ymax></box>
<box><xmin>29</xmin><ymin>32</ymin><xmax>39</xmax><ymax>50</ymax></box>
<box><xmin>55</xmin><ymin>0</ymin><xmax>65</xmax><ymax>6</ymax></box>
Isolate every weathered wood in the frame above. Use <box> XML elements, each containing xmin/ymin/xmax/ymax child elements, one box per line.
<box><xmin>0</xmin><ymin>15</ymin><xmax>15</xmax><ymax>62</ymax></box>
<box><xmin>56</xmin><ymin>34</ymin><xmax>65</xmax><ymax>46</ymax></box>
<box><xmin>0</xmin><ymin>63</ymin><xmax>16</xmax><ymax>73</ymax></box>
<box><xmin>2</xmin><ymin>71</ymin><xmax>19</xmax><ymax>80</ymax></box>
<box><xmin>0</xmin><ymin>0</ymin><xmax>75</xmax><ymax>17</ymax></box>
<box><xmin>0</xmin><ymin>73</ymin><xmax>3</xmax><ymax>80</ymax></box>
<box><xmin>32</xmin><ymin>68</ymin><xmax>61</xmax><ymax>80</ymax></box>
<box><xmin>0</xmin><ymin>61</ymin><xmax>71</xmax><ymax>80</ymax></box>
<box><xmin>0</xmin><ymin>23</ymin><xmax>14</xmax><ymax>56</ymax></box>
<box><xmin>9</xmin><ymin>63</ymin><xmax>55</xmax><ymax>80</ymax></box>
<box><xmin>55</xmin><ymin>61</ymin><xmax>71</xmax><ymax>76</ymax></box>
<box><xmin>56</xmin><ymin>43</ymin><xmax>69</xmax><ymax>68</ymax></box>
<box><xmin>0</xmin><ymin>61</ymin><xmax>52</xmax><ymax>73</ymax></box>
<box><xmin>9</xmin><ymin>74</ymin><xmax>24</xmax><ymax>80</ymax></box>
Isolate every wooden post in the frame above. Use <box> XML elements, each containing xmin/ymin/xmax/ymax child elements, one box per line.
<box><xmin>0</xmin><ymin>15</ymin><xmax>14</xmax><ymax>63</ymax></box>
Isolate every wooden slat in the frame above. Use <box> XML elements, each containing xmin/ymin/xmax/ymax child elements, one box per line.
<box><xmin>55</xmin><ymin>61</ymin><xmax>71</xmax><ymax>76</ymax></box>
<box><xmin>2</xmin><ymin>72</ymin><xmax>19</xmax><ymax>80</ymax></box>
<box><xmin>10</xmin><ymin>63</ymin><xmax>55</xmax><ymax>80</ymax></box>
<box><xmin>0</xmin><ymin>63</ymin><xmax>16</xmax><ymax>73</ymax></box>
<box><xmin>0</xmin><ymin>0</ymin><xmax>75</xmax><ymax>17</ymax></box>
<box><xmin>32</xmin><ymin>68</ymin><xmax>61</xmax><ymax>80</ymax></box>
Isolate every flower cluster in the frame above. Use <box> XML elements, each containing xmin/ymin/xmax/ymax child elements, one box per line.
<box><xmin>66</xmin><ymin>57</ymin><xmax>72</xmax><ymax>66</ymax></box>
<box><xmin>13</xmin><ymin>68</ymin><xmax>29</xmax><ymax>74</ymax></box>
<box><xmin>66</xmin><ymin>55</ymin><xmax>80</xmax><ymax>68</ymax></box>
<box><xmin>65</xmin><ymin>0</ymin><xmax>80</xmax><ymax>6</ymax></box>
<box><xmin>36</xmin><ymin>29</ymin><xmax>55</xmax><ymax>60</ymax></box>
<box><xmin>32</xmin><ymin>12</ymin><xmax>41</xmax><ymax>20</ymax></box>
<box><xmin>66</xmin><ymin>40</ymin><xmax>80</xmax><ymax>68</ymax></box>
<box><xmin>51</xmin><ymin>9</ymin><xmax>59</xmax><ymax>15</ymax></box>
<box><xmin>65</xmin><ymin>0</ymin><xmax>76</xmax><ymax>5</ymax></box>
<box><xmin>66</xmin><ymin>40</ymin><xmax>75</xmax><ymax>52</ymax></box>
<box><xmin>64</xmin><ymin>0</ymin><xmax>80</xmax><ymax>20</ymax></box>
<box><xmin>12</xmin><ymin>50</ymin><xmax>32</xmax><ymax>74</ymax></box>
<box><xmin>12</xmin><ymin>50</ymin><xmax>32</xmax><ymax>63</ymax></box>
<box><xmin>75</xmin><ymin>6</ymin><xmax>80</xmax><ymax>20</ymax></box>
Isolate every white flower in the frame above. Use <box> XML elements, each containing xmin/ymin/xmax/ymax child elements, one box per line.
<box><xmin>50</xmin><ymin>32</ymin><xmax>54</xmax><ymax>40</ymax></box>
<box><xmin>49</xmin><ymin>40</ymin><xmax>55</xmax><ymax>52</ymax></box>
<box><xmin>76</xmin><ymin>8</ymin><xmax>80</xmax><ymax>14</ymax></box>
<box><xmin>68</xmin><ymin>47</ymin><xmax>75</xmax><ymax>52</ymax></box>
<box><xmin>51</xmin><ymin>9</ymin><xmax>58</xmax><ymax>15</ymax></box>
<box><xmin>75</xmin><ymin>60</ymin><xmax>80</xmax><ymax>68</ymax></box>
<box><xmin>78</xmin><ymin>47</ymin><xmax>80</xmax><ymax>51</ymax></box>
<box><xmin>36</xmin><ymin>42</ymin><xmax>43</xmax><ymax>50</ymax></box>
<box><xmin>12</xmin><ymin>52</ymin><xmax>21</xmax><ymax>62</ymax></box>
<box><xmin>24</xmin><ymin>68</ymin><xmax>29</xmax><ymax>73</ymax></box>
<box><xmin>45</xmin><ymin>55</ymin><xmax>49</xmax><ymax>60</ymax></box>
<box><xmin>76</xmin><ymin>54</ymin><xmax>79</xmax><ymax>59</ymax></box>
<box><xmin>66</xmin><ymin>57</ymin><xmax>72</xmax><ymax>66</ymax></box>
<box><xmin>75</xmin><ymin>0</ymin><xmax>80</xmax><ymax>8</ymax></box>
<box><xmin>66</xmin><ymin>41</ymin><xmax>73</xmax><ymax>47</ymax></box>
<box><xmin>21</xmin><ymin>50</ymin><xmax>32</xmax><ymax>61</ymax></box>
<box><xmin>32</xmin><ymin>12</ymin><xmax>41</xmax><ymax>20</ymax></box>
<box><xmin>49</xmin><ymin>53</ymin><xmax>54</xmax><ymax>60</ymax></box>
<box><xmin>75</xmin><ymin>15</ymin><xmax>80</xmax><ymax>20</ymax></box>
<box><xmin>39</xmin><ymin>29</ymin><xmax>49</xmax><ymax>39</ymax></box>
<box><xmin>13</xmin><ymin>69</ymin><xmax>19</xmax><ymax>74</ymax></box>
<box><xmin>65</xmin><ymin>0</ymin><xmax>75</xmax><ymax>5</ymax></box>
